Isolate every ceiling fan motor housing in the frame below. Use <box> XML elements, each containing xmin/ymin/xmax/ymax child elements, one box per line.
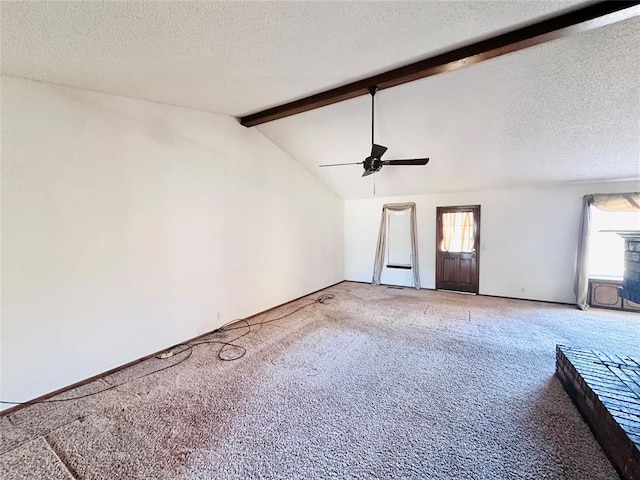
<box><xmin>364</xmin><ymin>156</ymin><xmax>383</xmax><ymax>172</ymax></box>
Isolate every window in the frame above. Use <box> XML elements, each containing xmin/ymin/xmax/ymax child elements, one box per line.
<box><xmin>386</xmin><ymin>210</ymin><xmax>412</xmax><ymax>267</ymax></box>
<box><xmin>440</xmin><ymin>211</ymin><xmax>475</xmax><ymax>253</ymax></box>
<box><xmin>588</xmin><ymin>207</ymin><xmax>640</xmax><ymax>279</ymax></box>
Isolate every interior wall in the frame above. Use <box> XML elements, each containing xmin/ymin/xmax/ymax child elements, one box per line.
<box><xmin>345</xmin><ymin>180</ymin><xmax>639</xmax><ymax>302</ymax></box>
<box><xmin>0</xmin><ymin>76</ymin><xmax>344</xmax><ymax>409</ymax></box>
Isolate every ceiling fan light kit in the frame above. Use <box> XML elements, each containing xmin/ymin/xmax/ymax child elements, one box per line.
<box><xmin>319</xmin><ymin>86</ymin><xmax>430</xmax><ymax>177</ymax></box>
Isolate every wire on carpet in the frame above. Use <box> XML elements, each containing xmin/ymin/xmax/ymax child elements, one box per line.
<box><xmin>0</xmin><ymin>294</ymin><xmax>335</xmax><ymax>406</ymax></box>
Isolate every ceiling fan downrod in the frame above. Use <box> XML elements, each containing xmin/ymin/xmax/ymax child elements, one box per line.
<box><xmin>369</xmin><ymin>86</ymin><xmax>378</xmax><ymax>146</ymax></box>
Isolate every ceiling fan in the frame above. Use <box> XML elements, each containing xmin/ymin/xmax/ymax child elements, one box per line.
<box><xmin>319</xmin><ymin>86</ymin><xmax>430</xmax><ymax>177</ymax></box>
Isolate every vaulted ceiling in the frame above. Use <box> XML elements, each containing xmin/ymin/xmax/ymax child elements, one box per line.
<box><xmin>2</xmin><ymin>1</ymin><xmax>638</xmax><ymax>199</ymax></box>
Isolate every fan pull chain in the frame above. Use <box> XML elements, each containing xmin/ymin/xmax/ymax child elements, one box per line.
<box><xmin>373</xmin><ymin>173</ymin><xmax>376</xmax><ymax>195</ymax></box>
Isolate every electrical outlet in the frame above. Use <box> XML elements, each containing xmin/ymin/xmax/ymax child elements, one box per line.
<box><xmin>217</xmin><ymin>311</ymin><xmax>222</xmax><ymax>323</ymax></box>
<box><xmin>158</xmin><ymin>350</ymin><xmax>174</xmax><ymax>359</ymax></box>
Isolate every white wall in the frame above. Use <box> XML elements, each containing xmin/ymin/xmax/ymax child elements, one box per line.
<box><xmin>345</xmin><ymin>180</ymin><xmax>640</xmax><ymax>302</ymax></box>
<box><xmin>0</xmin><ymin>77</ymin><xmax>344</xmax><ymax>409</ymax></box>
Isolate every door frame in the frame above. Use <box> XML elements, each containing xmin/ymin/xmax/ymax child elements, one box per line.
<box><xmin>435</xmin><ymin>205</ymin><xmax>481</xmax><ymax>293</ymax></box>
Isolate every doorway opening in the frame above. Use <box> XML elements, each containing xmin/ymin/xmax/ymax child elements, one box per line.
<box><xmin>436</xmin><ymin>205</ymin><xmax>480</xmax><ymax>294</ymax></box>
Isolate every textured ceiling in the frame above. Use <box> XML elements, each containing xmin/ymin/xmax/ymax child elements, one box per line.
<box><xmin>2</xmin><ymin>1</ymin><xmax>638</xmax><ymax>199</ymax></box>
<box><xmin>260</xmin><ymin>16</ymin><xmax>640</xmax><ymax>199</ymax></box>
<box><xmin>2</xmin><ymin>0</ymin><xmax>585</xmax><ymax>116</ymax></box>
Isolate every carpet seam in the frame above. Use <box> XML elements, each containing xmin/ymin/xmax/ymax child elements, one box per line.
<box><xmin>0</xmin><ymin>417</ymin><xmax>83</xmax><ymax>457</ymax></box>
<box><xmin>44</xmin><ymin>435</ymin><xmax>81</xmax><ymax>480</ymax></box>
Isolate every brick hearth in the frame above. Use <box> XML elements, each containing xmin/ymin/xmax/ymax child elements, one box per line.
<box><xmin>556</xmin><ymin>345</ymin><xmax>640</xmax><ymax>480</ymax></box>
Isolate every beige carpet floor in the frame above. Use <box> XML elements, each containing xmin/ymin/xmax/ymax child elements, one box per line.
<box><xmin>2</xmin><ymin>281</ymin><xmax>639</xmax><ymax>479</ymax></box>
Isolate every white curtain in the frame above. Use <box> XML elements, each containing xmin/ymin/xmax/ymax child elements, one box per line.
<box><xmin>440</xmin><ymin>211</ymin><xmax>475</xmax><ymax>253</ymax></box>
<box><xmin>574</xmin><ymin>192</ymin><xmax>640</xmax><ymax>310</ymax></box>
<box><xmin>372</xmin><ymin>202</ymin><xmax>420</xmax><ymax>290</ymax></box>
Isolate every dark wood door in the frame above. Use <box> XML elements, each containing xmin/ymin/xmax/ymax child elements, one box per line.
<box><xmin>436</xmin><ymin>205</ymin><xmax>480</xmax><ymax>293</ymax></box>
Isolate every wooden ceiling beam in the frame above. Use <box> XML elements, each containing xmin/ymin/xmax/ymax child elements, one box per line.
<box><xmin>239</xmin><ymin>1</ymin><xmax>639</xmax><ymax>127</ymax></box>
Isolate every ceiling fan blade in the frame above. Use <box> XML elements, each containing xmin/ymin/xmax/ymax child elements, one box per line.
<box><xmin>382</xmin><ymin>158</ymin><xmax>430</xmax><ymax>166</ymax></box>
<box><xmin>370</xmin><ymin>144</ymin><xmax>388</xmax><ymax>159</ymax></box>
<box><xmin>319</xmin><ymin>162</ymin><xmax>363</xmax><ymax>167</ymax></box>
<box><xmin>362</xmin><ymin>169</ymin><xmax>375</xmax><ymax>177</ymax></box>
